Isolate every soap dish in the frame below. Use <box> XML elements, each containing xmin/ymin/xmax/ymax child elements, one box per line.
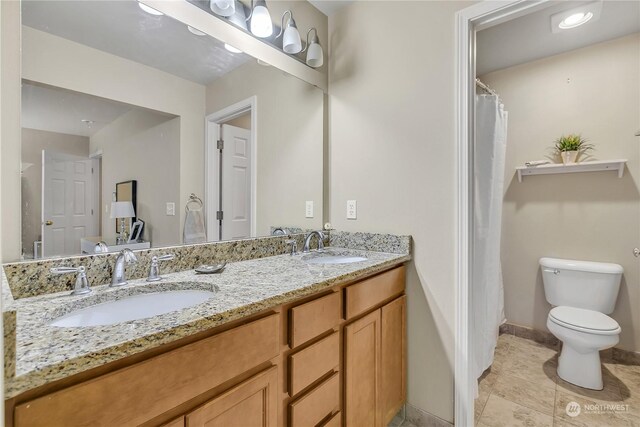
<box><xmin>195</xmin><ymin>262</ymin><xmax>227</xmax><ymax>274</ymax></box>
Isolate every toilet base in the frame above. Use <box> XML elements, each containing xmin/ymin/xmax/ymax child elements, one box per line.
<box><xmin>557</xmin><ymin>344</ymin><xmax>603</xmax><ymax>390</ymax></box>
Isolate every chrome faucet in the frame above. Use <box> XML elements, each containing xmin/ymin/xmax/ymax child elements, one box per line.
<box><xmin>111</xmin><ymin>248</ymin><xmax>138</xmax><ymax>287</ymax></box>
<box><xmin>302</xmin><ymin>230</ymin><xmax>325</xmax><ymax>253</ymax></box>
<box><xmin>50</xmin><ymin>266</ymin><xmax>91</xmax><ymax>295</ymax></box>
<box><xmin>147</xmin><ymin>254</ymin><xmax>175</xmax><ymax>282</ymax></box>
<box><xmin>285</xmin><ymin>239</ymin><xmax>298</xmax><ymax>256</ymax></box>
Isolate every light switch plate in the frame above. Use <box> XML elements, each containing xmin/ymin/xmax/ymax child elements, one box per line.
<box><xmin>166</xmin><ymin>202</ymin><xmax>176</xmax><ymax>216</ymax></box>
<box><xmin>347</xmin><ymin>200</ymin><xmax>357</xmax><ymax>219</ymax></box>
<box><xmin>305</xmin><ymin>201</ymin><xmax>314</xmax><ymax>218</ymax></box>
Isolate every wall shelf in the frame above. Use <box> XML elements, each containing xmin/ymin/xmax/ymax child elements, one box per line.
<box><xmin>516</xmin><ymin>159</ymin><xmax>627</xmax><ymax>183</ymax></box>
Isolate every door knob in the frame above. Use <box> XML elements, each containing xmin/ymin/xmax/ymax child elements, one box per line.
<box><xmin>634</xmin><ymin>248</ymin><xmax>640</xmax><ymax>257</ymax></box>
<box><xmin>45</xmin><ymin>220</ymin><xmax>53</xmax><ymax>226</ymax></box>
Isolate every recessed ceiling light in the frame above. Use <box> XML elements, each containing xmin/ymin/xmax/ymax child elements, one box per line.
<box><xmin>187</xmin><ymin>26</ymin><xmax>206</xmax><ymax>36</ymax></box>
<box><xmin>138</xmin><ymin>2</ymin><xmax>164</xmax><ymax>16</ymax></box>
<box><xmin>559</xmin><ymin>12</ymin><xmax>593</xmax><ymax>29</ymax></box>
<box><xmin>225</xmin><ymin>44</ymin><xmax>243</xmax><ymax>53</ymax></box>
<box><xmin>551</xmin><ymin>1</ymin><xmax>601</xmax><ymax>33</ymax></box>
<box><xmin>81</xmin><ymin>119</ymin><xmax>95</xmax><ymax>127</ymax></box>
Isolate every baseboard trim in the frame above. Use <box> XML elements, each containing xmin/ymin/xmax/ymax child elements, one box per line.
<box><xmin>405</xmin><ymin>403</ymin><xmax>453</xmax><ymax>427</ymax></box>
<box><xmin>500</xmin><ymin>322</ymin><xmax>640</xmax><ymax>365</ymax></box>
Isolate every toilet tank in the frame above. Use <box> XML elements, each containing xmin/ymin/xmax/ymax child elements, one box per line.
<box><xmin>539</xmin><ymin>257</ymin><xmax>623</xmax><ymax>314</ymax></box>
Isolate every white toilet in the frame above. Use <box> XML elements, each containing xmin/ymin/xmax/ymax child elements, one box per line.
<box><xmin>540</xmin><ymin>257</ymin><xmax>623</xmax><ymax>390</ymax></box>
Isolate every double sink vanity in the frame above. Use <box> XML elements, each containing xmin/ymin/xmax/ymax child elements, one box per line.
<box><xmin>3</xmin><ymin>231</ymin><xmax>410</xmax><ymax>427</ymax></box>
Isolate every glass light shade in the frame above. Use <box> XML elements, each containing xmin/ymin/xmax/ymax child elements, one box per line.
<box><xmin>225</xmin><ymin>44</ymin><xmax>243</xmax><ymax>53</ymax></box>
<box><xmin>283</xmin><ymin>26</ymin><xmax>302</xmax><ymax>54</ymax></box>
<box><xmin>110</xmin><ymin>201</ymin><xmax>135</xmax><ymax>219</ymax></box>
<box><xmin>250</xmin><ymin>4</ymin><xmax>273</xmax><ymax>38</ymax></box>
<box><xmin>306</xmin><ymin>42</ymin><xmax>323</xmax><ymax>68</ymax></box>
<box><xmin>210</xmin><ymin>0</ymin><xmax>235</xmax><ymax>17</ymax></box>
<box><xmin>138</xmin><ymin>2</ymin><xmax>163</xmax><ymax>16</ymax></box>
<box><xmin>187</xmin><ymin>25</ymin><xmax>206</xmax><ymax>36</ymax></box>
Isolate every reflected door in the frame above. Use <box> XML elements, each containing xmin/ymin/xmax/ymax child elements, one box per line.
<box><xmin>42</xmin><ymin>150</ymin><xmax>96</xmax><ymax>257</ymax></box>
<box><xmin>221</xmin><ymin>124</ymin><xmax>252</xmax><ymax>241</ymax></box>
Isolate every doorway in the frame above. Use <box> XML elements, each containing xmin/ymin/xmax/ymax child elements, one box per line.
<box><xmin>205</xmin><ymin>96</ymin><xmax>257</xmax><ymax>241</ymax></box>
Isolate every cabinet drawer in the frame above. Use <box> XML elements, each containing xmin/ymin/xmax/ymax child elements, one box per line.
<box><xmin>289</xmin><ymin>292</ymin><xmax>340</xmax><ymax>348</ymax></box>
<box><xmin>15</xmin><ymin>315</ymin><xmax>279</xmax><ymax>427</ymax></box>
<box><xmin>289</xmin><ymin>372</ymin><xmax>340</xmax><ymax>427</ymax></box>
<box><xmin>289</xmin><ymin>332</ymin><xmax>339</xmax><ymax>396</ymax></box>
<box><xmin>345</xmin><ymin>266</ymin><xmax>405</xmax><ymax>319</ymax></box>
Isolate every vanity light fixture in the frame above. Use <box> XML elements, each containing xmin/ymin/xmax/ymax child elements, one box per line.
<box><xmin>551</xmin><ymin>1</ymin><xmax>602</xmax><ymax>33</ymax></box>
<box><xmin>247</xmin><ymin>0</ymin><xmax>273</xmax><ymax>38</ymax></box>
<box><xmin>210</xmin><ymin>0</ymin><xmax>235</xmax><ymax>17</ymax></box>
<box><xmin>187</xmin><ymin>26</ymin><xmax>206</xmax><ymax>36</ymax></box>
<box><xmin>303</xmin><ymin>28</ymin><xmax>323</xmax><ymax>68</ymax></box>
<box><xmin>137</xmin><ymin>1</ymin><xmax>163</xmax><ymax>16</ymax></box>
<box><xmin>276</xmin><ymin>10</ymin><xmax>302</xmax><ymax>54</ymax></box>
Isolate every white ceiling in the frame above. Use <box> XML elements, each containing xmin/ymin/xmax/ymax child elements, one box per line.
<box><xmin>477</xmin><ymin>1</ymin><xmax>640</xmax><ymax>75</ymax></box>
<box><xmin>21</xmin><ymin>0</ymin><xmax>252</xmax><ymax>85</ymax></box>
<box><xmin>22</xmin><ymin>83</ymin><xmax>135</xmax><ymax>137</ymax></box>
<box><xmin>308</xmin><ymin>0</ymin><xmax>353</xmax><ymax>16</ymax></box>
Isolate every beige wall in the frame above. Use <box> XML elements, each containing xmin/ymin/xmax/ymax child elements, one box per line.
<box><xmin>206</xmin><ymin>61</ymin><xmax>324</xmax><ymax>236</ymax></box>
<box><xmin>21</xmin><ymin>128</ymin><xmax>90</xmax><ymax>257</ymax></box>
<box><xmin>328</xmin><ymin>1</ymin><xmax>473</xmax><ymax>422</ymax></box>
<box><xmin>481</xmin><ymin>33</ymin><xmax>640</xmax><ymax>351</ymax></box>
<box><xmin>91</xmin><ymin>110</ymin><xmax>181</xmax><ymax>248</ymax></box>
<box><xmin>21</xmin><ymin>26</ymin><xmax>205</xmax><ymax>250</ymax></box>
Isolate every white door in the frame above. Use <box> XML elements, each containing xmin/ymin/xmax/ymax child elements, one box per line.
<box><xmin>42</xmin><ymin>150</ymin><xmax>96</xmax><ymax>257</ymax></box>
<box><xmin>221</xmin><ymin>124</ymin><xmax>252</xmax><ymax>240</ymax></box>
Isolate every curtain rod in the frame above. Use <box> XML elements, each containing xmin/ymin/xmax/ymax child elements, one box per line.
<box><xmin>475</xmin><ymin>78</ymin><xmax>499</xmax><ymax>97</ymax></box>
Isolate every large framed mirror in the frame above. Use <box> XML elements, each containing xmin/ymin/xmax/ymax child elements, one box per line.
<box><xmin>15</xmin><ymin>0</ymin><xmax>326</xmax><ymax>261</ymax></box>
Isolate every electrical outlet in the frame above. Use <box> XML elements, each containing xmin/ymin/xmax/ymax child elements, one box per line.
<box><xmin>347</xmin><ymin>200</ymin><xmax>357</xmax><ymax>219</ymax></box>
<box><xmin>166</xmin><ymin>202</ymin><xmax>176</xmax><ymax>216</ymax></box>
<box><xmin>305</xmin><ymin>201</ymin><xmax>314</xmax><ymax>218</ymax></box>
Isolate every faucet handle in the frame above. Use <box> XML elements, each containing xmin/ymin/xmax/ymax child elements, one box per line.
<box><xmin>121</xmin><ymin>248</ymin><xmax>138</xmax><ymax>263</ymax></box>
<box><xmin>285</xmin><ymin>239</ymin><xmax>298</xmax><ymax>256</ymax></box>
<box><xmin>50</xmin><ymin>265</ymin><xmax>91</xmax><ymax>295</ymax></box>
<box><xmin>147</xmin><ymin>253</ymin><xmax>174</xmax><ymax>282</ymax></box>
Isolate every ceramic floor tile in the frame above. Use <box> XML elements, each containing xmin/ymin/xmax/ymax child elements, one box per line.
<box><xmin>478</xmin><ymin>394</ymin><xmax>553</xmax><ymax>427</ymax></box>
<box><xmin>491</xmin><ymin>373</ymin><xmax>556</xmax><ymax>415</ymax></box>
<box><xmin>475</xmin><ymin>370</ymin><xmax>499</xmax><ymax>422</ymax></box>
<box><xmin>509</xmin><ymin>336</ymin><xmax>559</xmax><ymax>361</ymax></box>
<box><xmin>504</xmin><ymin>351</ymin><xmax>558</xmax><ymax>389</ymax></box>
<box><xmin>555</xmin><ymin>390</ymin><xmax>635</xmax><ymax>427</ymax></box>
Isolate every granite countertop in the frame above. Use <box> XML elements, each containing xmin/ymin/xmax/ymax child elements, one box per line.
<box><xmin>5</xmin><ymin>247</ymin><xmax>409</xmax><ymax>398</ymax></box>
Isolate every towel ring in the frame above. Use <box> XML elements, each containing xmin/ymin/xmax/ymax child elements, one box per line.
<box><xmin>185</xmin><ymin>193</ymin><xmax>203</xmax><ymax>212</ymax></box>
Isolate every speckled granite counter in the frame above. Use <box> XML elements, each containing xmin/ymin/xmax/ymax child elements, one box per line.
<box><xmin>4</xmin><ymin>246</ymin><xmax>409</xmax><ymax>399</ymax></box>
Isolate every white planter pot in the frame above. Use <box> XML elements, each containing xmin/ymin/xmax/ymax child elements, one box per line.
<box><xmin>561</xmin><ymin>151</ymin><xmax>578</xmax><ymax>164</ymax></box>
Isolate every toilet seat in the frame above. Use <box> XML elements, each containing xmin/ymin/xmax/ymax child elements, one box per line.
<box><xmin>549</xmin><ymin>306</ymin><xmax>621</xmax><ymax>335</ymax></box>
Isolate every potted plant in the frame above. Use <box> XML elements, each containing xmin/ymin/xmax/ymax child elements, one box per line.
<box><xmin>554</xmin><ymin>134</ymin><xmax>593</xmax><ymax>164</ymax></box>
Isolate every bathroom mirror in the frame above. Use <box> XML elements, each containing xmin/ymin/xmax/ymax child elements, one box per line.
<box><xmin>17</xmin><ymin>0</ymin><xmax>324</xmax><ymax>261</ymax></box>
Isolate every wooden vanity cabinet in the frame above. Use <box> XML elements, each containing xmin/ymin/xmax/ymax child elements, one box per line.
<box><xmin>8</xmin><ymin>265</ymin><xmax>406</xmax><ymax>427</ymax></box>
<box><xmin>344</xmin><ymin>270</ymin><xmax>406</xmax><ymax>427</ymax></box>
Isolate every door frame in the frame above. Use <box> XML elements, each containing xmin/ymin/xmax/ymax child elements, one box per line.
<box><xmin>205</xmin><ymin>96</ymin><xmax>258</xmax><ymax>241</ymax></box>
<box><xmin>454</xmin><ymin>1</ymin><xmax>549</xmax><ymax>425</ymax></box>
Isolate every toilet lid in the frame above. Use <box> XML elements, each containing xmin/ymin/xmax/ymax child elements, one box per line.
<box><xmin>549</xmin><ymin>306</ymin><xmax>620</xmax><ymax>333</ymax></box>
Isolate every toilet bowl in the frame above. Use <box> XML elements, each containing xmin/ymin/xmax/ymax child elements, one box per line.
<box><xmin>540</xmin><ymin>257</ymin><xmax>623</xmax><ymax>390</ymax></box>
<box><xmin>547</xmin><ymin>306</ymin><xmax>620</xmax><ymax>390</ymax></box>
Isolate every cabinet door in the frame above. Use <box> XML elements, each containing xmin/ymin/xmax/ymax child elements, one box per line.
<box><xmin>381</xmin><ymin>296</ymin><xmax>406</xmax><ymax>425</ymax></box>
<box><xmin>344</xmin><ymin>309</ymin><xmax>381</xmax><ymax>427</ymax></box>
<box><xmin>186</xmin><ymin>367</ymin><xmax>278</xmax><ymax>427</ymax></box>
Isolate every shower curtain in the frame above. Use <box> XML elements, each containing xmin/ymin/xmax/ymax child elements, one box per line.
<box><xmin>472</xmin><ymin>94</ymin><xmax>508</xmax><ymax>395</ymax></box>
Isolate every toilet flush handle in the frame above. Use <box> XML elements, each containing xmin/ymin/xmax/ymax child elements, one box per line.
<box><xmin>634</xmin><ymin>248</ymin><xmax>640</xmax><ymax>258</ymax></box>
<box><xmin>543</xmin><ymin>268</ymin><xmax>560</xmax><ymax>275</ymax></box>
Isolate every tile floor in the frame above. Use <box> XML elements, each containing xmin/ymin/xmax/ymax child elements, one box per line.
<box><xmin>476</xmin><ymin>334</ymin><xmax>640</xmax><ymax>426</ymax></box>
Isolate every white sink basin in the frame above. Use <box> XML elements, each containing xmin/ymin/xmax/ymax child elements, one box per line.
<box><xmin>50</xmin><ymin>290</ymin><xmax>216</xmax><ymax>327</ymax></box>
<box><xmin>302</xmin><ymin>253</ymin><xmax>368</xmax><ymax>265</ymax></box>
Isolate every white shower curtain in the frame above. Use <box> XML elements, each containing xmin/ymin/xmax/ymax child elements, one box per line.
<box><xmin>472</xmin><ymin>94</ymin><xmax>508</xmax><ymax>395</ymax></box>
